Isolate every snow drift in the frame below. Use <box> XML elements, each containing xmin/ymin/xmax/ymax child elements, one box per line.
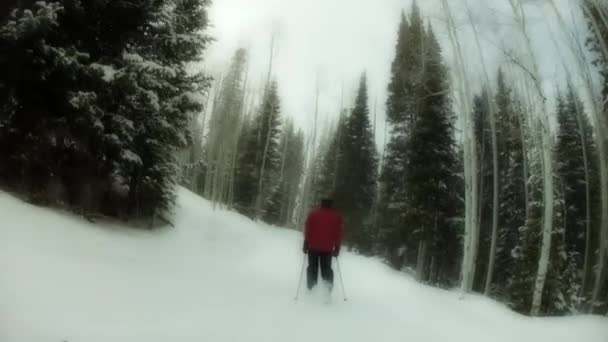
<box><xmin>1</xmin><ymin>188</ymin><xmax>607</xmax><ymax>342</ymax></box>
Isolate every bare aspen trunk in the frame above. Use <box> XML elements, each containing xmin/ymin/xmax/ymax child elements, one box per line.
<box><xmin>204</xmin><ymin>75</ymin><xmax>224</xmax><ymax>201</ymax></box>
<box><xmin>442</xmin><ymin>0</ymin><xmax>479</xmax><ymax>294</ymax></box>
<box><xmin>254</xmin><ymin>37</ymin><xmax>279</xmax><ymax>219</ymax></box>
<box><xmin>295</xmin><ymin>82</ymin><xmax>320</xmax><ymax>229</ymax></box>
<box><xmin>254</xmin><ymin>100</ymin><xmax>276</xmax><ymax>219</ymax></box>
<box><xmin>466</xmin><ymin>3</ymin><xmax>500</xmax><ymax>295</ymax></box>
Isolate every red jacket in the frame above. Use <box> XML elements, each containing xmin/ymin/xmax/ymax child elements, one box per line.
<box><xmin>305</xmin><ymin>207</ymin><xmax>343</xmax><ymax>252</ymax></box>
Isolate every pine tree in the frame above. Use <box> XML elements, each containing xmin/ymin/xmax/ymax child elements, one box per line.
<box><xmin>255</xmin><ymin>81</ymin><xmax>282</xmax><ymax>220</ymax></box>
<box><xmin>265</xmin><ymin>119</ymin><xmax>305</xmax><ymax>227</ymax></box>
<box><xmin>489</xmin><ymin>70</ymin><xmax>528</xmax><ymax>299</ymax></box>
<box><xmin>555</xmin><ymin>86</ymin><xmax>598</xmax><ymax>312</ymax></box>
<box><xmin>378</xmin><ymin>9</ymin><xmax>416</xmax><ymax>269</ymax></box>
<box><xmin>233</xmin><ymin>81</ymin><xmax>282</xmax><ymax>219</ymax></box>
<box><xmin>310</xmin><ymin>110</ymin><xmax>347</xmax><ymax>207</ymax></box>
<box><xmin>407</xmin><ymin>25</ymin><xmax>460</xmax><ymax>285</ymax></box>
<box><xmin>378</xmin><ymin>4</ymin><xmax>460</xmax><ymax>285</ymax></box>
<box><xmin>0</xmin><ymin>1</ymin><xmax>212</xmax><ymax>222</ymax></box>
<box><xmin>234</xmin><ymin>115</ymin><xmax>259</xmax><ymax>217</ymax></box>
<box><xmin>334</xmin><ymin>74</ymin><xmax>378</xmax><ymax>255</ymax></box>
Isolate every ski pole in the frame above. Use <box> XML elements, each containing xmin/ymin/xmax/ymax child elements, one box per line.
<box><xmin>335</xmin><ymin>257</ymin><xmax>347</xmax><ymax>301</ymax></box>
<box><xmin>294</xmin><ymin>253</ymin><xmax>307</xmax><ymax>301</ymax></box>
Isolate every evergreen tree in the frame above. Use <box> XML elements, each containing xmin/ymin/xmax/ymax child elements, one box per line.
<box><xmin>378</xmin><ymin>4</ymin><xmax>460</xmax><ymax>286</ymax></box>
<box><xmin>555</xmin><ymin>86</ymin><xmax>598</xmax><ymax>312</ymax></box>
<box><xmin>310</xmin><ymin>110</ymin><xmax>347</xmax><ymax>207</ymax></box>
<box><xmin>334</xmin><ymin>74</ymin><xmax>378</xmax><ymax>255</ymax></box>
<box><xmin>0</xmin><ymin>0</ymin><xmax>211</xmax><ymax>221</ymax></box>
<box><xmin>508</xmin><ymin>134</ymin><xmax>543</xmax><ymax>313</ymax></box>
<box><xmin>378</xmin><ymin>9</ymin><xmax>416</xmax><ymax>268</ymax></box>
<box><xmin>265</xmin><ymin>120</ymin><xmax>305</xmax><ymax>227</ymax></box>
<box><xmin>255</xmin><ymin>81</ymin><xmax>282</xmax><ymax>220</ymax></box>
<box><xmin>405</xmin><ymin>25</ymin><xmax>460</xmax><ymax>285</ymax></box>
<box><xmin>234</xmin><ymin>115</ymin><xmax>259</xmax><ymax>217</ymax></box>
<box><xmin>234</xmin><ymin>81</ymin><xmax>282</xmax><ymax>219</ymax></box>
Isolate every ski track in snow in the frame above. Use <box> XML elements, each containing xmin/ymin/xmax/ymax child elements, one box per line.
<box><xmin>1</xmin><ymin>188</ymin><xmax>607</xmax><ymax>342</ymax></box>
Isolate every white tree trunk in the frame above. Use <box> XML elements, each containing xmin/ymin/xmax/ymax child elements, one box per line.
<box><xmin>466</xmin><ymin>3</ymin><xmax>500</xmax><ymax>295</ymax></box>
<box><xmin>442</xmin><ymin>0</ymin><xmax>479</xmax><ymax>294</ymax></box>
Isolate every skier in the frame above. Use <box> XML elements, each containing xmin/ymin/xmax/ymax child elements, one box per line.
<box><xmin>302</xmin><ymin>198</ymin><xmax>343</xmax><ymax>291</ymax></box>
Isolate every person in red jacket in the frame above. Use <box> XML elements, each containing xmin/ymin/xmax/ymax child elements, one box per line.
<box><xmin>303</xmin><ymin>198</ymin><xmax>343</xmax><ymax>290</ymax></box>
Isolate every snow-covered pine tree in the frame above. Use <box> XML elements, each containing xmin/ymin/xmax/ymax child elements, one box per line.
<box><xmin>0</xmin><ymin>0</ymin><xmax>212</xmax><ymax>222</ymax></box>
<box><xmin>334</xmin><ymin>73</ymin><xmax>378</xmax><ymax>255</ymax></box>
<box><xmin>491</xmin><ymin>70</ymin><xmax>527</xmax><ymax>299</ymax></box>
<box><xmin>115</xmin><ymin>0</ymin><xmax>211</xmax><ymax>221</ymax></box>
<box><xmin>555</xmin><ymin>85</ymin><xmax>598</xmax><ymax>312</ymax></box>
<box><xmin>0</xmin><ymin>2</ymin><xmax>72</xmax><ymax>203</ymax></box>
<box><xmin>508</xmin><ymin>112</ymin><xmax>543</xmax><ymax>314</ymax></box>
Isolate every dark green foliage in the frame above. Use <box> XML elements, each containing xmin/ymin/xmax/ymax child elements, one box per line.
<box><xmin>234</xmin><ymin>116</ymin><xmax>259</xmax><ymax>217</ymax></box>
<box><xmin>493</xmin><ymin>71</ymin><xmax>528</xmax><ymax>299</ymax></box>
<box><xmin>265</xmin><ymin>120</ymin><xmax>305</xmax><ymax>227</ymax></box>
<box><xmin>310</xmin><ymin>110</ymin><xmax>347</xmax><ymax>207</ymax></box>
<box><xmin>0</xmin><ymin>1</ymin><xmax>211</xmax><ymax>222</ymax></box>
<box><xmin>334</xmin><ymin>74</ymin><xmax>378</xmax><ymax>255</ymax></box>
<box><xmin>553</xmin><ymin>87</ymin><xmax>598</xmax><ymax>313</ymax></box>
<box><xmin>378</xmin><ymin>3</ymin><xmax>461</xmax><ymax>286</ymax></box>
<box><xmin>234</xmin><ymin>81</ymin><xmax>282</xmax><ymax>219</ymax></box>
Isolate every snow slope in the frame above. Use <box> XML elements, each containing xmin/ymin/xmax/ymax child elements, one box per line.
<box><xmin>1</xmin><ymin>189</ymin><xmax>607</xmax><ymax>342</ymax></box>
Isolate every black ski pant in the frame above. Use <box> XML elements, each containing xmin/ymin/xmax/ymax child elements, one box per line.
<box><xmin>307</xmin><ymin>251</ymin><xmax>333</xmax><ymax>290</ymax></box>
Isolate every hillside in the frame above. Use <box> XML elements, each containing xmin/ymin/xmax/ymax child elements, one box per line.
<box><xmin>1</xmin><ymin>188</ymin><xmax>607</xmax><ymax>342</ymax></box>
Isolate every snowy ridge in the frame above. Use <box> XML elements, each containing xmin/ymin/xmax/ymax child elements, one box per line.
<box><xmin>0</xmin><ymin>188</ymin><xmax>607</xmax><ymax>342</ymax></box>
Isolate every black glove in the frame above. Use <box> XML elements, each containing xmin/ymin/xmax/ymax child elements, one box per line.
<box><xmin>302</xmin><ymin>241</ymin><xmax>309</xmax><ymax>254</ymax></box>
<box><xmin>333</xmin><ymin>245</ymin><xmax>340</xmax><ymax>257</ymax></box>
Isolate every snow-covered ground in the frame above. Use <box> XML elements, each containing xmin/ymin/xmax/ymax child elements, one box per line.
<box><xmin>1</xmin><ymin>188</ymin><xmax>607</xmax><ymax>342</ymax></box>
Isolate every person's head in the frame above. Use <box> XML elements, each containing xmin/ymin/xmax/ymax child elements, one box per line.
<box><xmin>320</xmin><ymin>198</ymin><xmax>334</xmax><ymax>209</ymax></box>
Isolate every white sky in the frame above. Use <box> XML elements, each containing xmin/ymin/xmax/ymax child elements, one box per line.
<box><xmin>204</xmin><ymin>0</ymin><xmax>589</xmax><ymax>147</ymax></box>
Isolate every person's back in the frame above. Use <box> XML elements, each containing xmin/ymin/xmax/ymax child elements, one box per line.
<box><xmin>303</xmin><ymin>198</ymin><xmax>343</xmax><ymax>290</ymax></box>
<box><xmin>305</xmin><ymin>207</ymin><xmax>343</xmax><ymax>253</ymax></box>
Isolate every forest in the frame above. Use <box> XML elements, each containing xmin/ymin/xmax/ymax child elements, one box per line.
<box><xmin>0</xmin><ymin>0</ymin><xmax>607</xmax><ymax>317</ymax></box>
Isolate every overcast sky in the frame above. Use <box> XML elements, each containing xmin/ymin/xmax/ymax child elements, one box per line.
<box><xmin>204</xmin><ymin>0</ymin><xmax>587</xmax><ymax>146</ymax></box>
